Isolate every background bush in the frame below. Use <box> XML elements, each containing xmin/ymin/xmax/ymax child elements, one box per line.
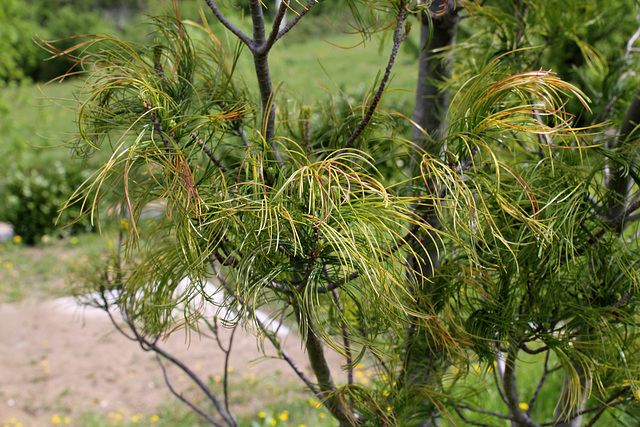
<box><xmin>2</xmin><ymin>161</ymin><xmax>93</xmax><ymax>244</ymax></box>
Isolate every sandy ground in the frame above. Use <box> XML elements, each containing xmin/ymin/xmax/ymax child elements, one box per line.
<box><xmin>0</xmin><ymin>298</ymin><xmax>331</xmax><ymax>426</ymax></box>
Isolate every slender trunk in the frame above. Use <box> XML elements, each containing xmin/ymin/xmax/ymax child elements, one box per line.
<box><xmin>502</xmin><ymin>348</ymin><xmax>540</xmax><ymax>427</ymax></box>
<box><xmin>412</xmin><ymin>0</ymin><xmax>460</xmax><ymax>155</ymax></box>
<box><xmin>606</xmin><ymin>89</ymin><xmax>640</xmax><ymax>222</ymax></box>
<box><xmin>297</xmin><ymin>308</ymin><xmax>354</xmax><ymax>426</ymax></box>
<box><xmin>405</xmin><ymin>3</ymin><xmax>460</xmax><ymax>426</ymax></box>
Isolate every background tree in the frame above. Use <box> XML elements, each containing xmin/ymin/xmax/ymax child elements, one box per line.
<box><xmin>52</xmin><ymin>0</ymin><xmax>640</xmax><ymax>425</ymax></box>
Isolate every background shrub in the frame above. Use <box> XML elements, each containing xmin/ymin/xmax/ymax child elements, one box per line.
<box><xmin>2</xmin><ymin>161</ymin><xmax>94</xmax><ymax>244</ymax></box>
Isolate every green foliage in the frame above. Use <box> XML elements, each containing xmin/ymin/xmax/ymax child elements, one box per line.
<box><xmin>54</xmin><ymin>0</ymin><xmax>640</xmax><ymax>425</ymax></box>
<box><xmin>3</xmin><ymin>161</ymin><xmax>93</xmax><ymax>244</ymax></box>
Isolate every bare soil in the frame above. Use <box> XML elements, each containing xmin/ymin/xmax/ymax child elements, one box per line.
<box><xmin>0</xmin><ymin>299</ymin><xmax>329</xmax><ymax>426</ymax></box>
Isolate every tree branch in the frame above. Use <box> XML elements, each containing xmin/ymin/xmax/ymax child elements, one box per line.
<box><xmin>605</xmin><ymin>89</ymin><xmax>640</xmax><ymax>222</ymax></box>
<box><xmin>204</xmin><ymin>0</ymin><xmax>253</xmax><ymax>48</ymax></box>
<box><xmin>344</xmin><ymin>2</ymin><xmax>409</xmax><ymax>149</ymax></box>
<box><xmin>502</xmin><ymin>347</ymin><xmax>541</xmax><ymax>427</ymax></box>
<box><xmin>156</xmin><ymin>354</ymin><xmax>226</xmax><ymax>426</ymax></box>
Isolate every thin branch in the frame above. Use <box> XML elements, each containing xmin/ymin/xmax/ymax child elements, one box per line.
<box><xmin>275</xmin><ymin>0</ymin><xmax>319</xmax><ymax>43</ymax></box>
<box><xmin>191</xmin><ymin>132</ymin><xmax>228</xmax><ymax>171</ymax></box>
<box><xmin>625</xmin><ymin>25</ymin><xmax>640</xmax><ymax>59</ymax></box>
<box><xmin>453</xmin><ymin>403</ymin><xmax>513</xmax><ymax>421</ymax></box>
<box><xmin>452</xmin><ymin>406</ymin><xmax>495</xmax><ymax>426</ymax></box>
<box><xmin>528</xmin><ymin>350</ymin><xmax>559</xmax><ymax>412</ymax></box>
<box><xmin>121</xmin><ymin>307</ymin><xmax>237</xmax><ymax>426</ymax></box>
<box><xmin>204</xmin><ymin>0</ymin><xmax>253</xmax><ymax>48</ymax></box>
<box><xmin>492</xmin><ymin>355</ymin><xmax>509</xmax><ymax>406</ymax></box>
<box><xmin>520</xmin><ymin>342</ymin><xmax>549</xmax><ymax>355</ymax></box>
<box><xmin>156</xmin><ymin>354</ymin><xmax>225</xmax><ymax>427</ymax></box>
<box><xmin>332</xmin><ymin>289</ymin><xmax>354</xmax><ymax>387</ymax></box>
<box><xmin>259</xmin><ymin>0</ymin><xmax>291</xmax><ymax>54</ymax></box>
<box><xmin>210</xmin><ymin>262</ymin><xmax>320</xmax><ymax>395</ymax></box>
<box><xmin>223</xmin><ymin>322</ymin><xmax>238</xmax><ymax>415</ymax></box>
<box><xmin>584</xmin><ymin>391</ymin><xmax>631</xmax><ymax>427</ymax></box>
<box><xmin>502</xmin><ymin>347</ymin><xmax>541</xmax><ymax>427</ymax></box>
<box><xmin>344</xmin><ymin>2</ymin><xmax>410</xmax><ymax>149</ymax></box>
<box><xmin>541</xmin><ymin>388</ymin><xmax>630</xmax><ymax>426</ymax></box>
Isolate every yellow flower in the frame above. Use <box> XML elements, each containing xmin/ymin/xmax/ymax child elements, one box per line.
<box><xmin>519</xmin><ymin>402</ymin><xmax>529</xmax><ymax>411</ymax></box>
<box><xmin>12</xmin><ymin>235</ymin><xmax>22</xmax><ymax>244</ymax></box>
<box><xmin>269</xmin><ymin>419</ymin><xmax>277</xmax><ymax>426</ymax></box>
<box><xmin>308</xmin><ymin>398</ymin><xmax>321</xmax><ymax>408</ymax></box>
<box><xmin>319</xmin><ymin>413</ymin><xmax>326</xmax><ymax>419</ymax></box>
<box><xmin>63</xmin><ymin>418</ymin><xmax>70</xmax><ymax>424</ymax></box>
<box><xmin>51</xmin><ymin>415</ymin><xmax>62</xmax><ymax>424</ymax></box>
<box><xmin>149</xmin><ymin>415</ymin><xmax>160</xmax><ymax>423</ymax></box>
<box><xmin>278</xmin><ymin>411</ymin><xmax>289</xmax><ymax>421</ymax></box>
<box><xmin>69</xmin><ymin>237</ymin><xmax>79</xmax><ymax>245</ymax></box>
<box><xmin>258</xmin><ymin>412</ymin><xmax>267</xmax><ymax>419</ymax></box>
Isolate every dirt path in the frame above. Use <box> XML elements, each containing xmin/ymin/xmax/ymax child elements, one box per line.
<box><xmin>0</xmin><ymin>299</ymin><xmax>328</xmax><ymax>426</ymax></box>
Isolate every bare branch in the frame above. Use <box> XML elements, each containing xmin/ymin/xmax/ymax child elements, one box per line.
<box><xmin>453</xmin><ymin>403</ymin><xmax>513</xmax><ymax>421</ymax></box>
<box><xmin>156</xmin><ymin>354</ymin><xmax>226</xmax><ymax>427</ymax></box>
<box><xmin>210</xmin><ymin>262</ymin><xmax>321</xmax><ymax>395</ymax></box>
<box><xmin>332</xmin><ymin>289</ymin><xmax>354</xmax><ymax>387</ymax></box>
<box><xmin>259</xmin><ymin>0</ymin><xmax>291</xmax><ymax>54</ymax></box>
<box><xmin>344</xmin><ymin>2</ymin><xmax>410</xmax><ymax>149</ymax></box>
<box><xmin>275</xmin><ymin>0</ymin><xmax>319</xmax><ymax>43</ymax></box>
<box><xmin>204</xmin><ymin>0</ymin><xmax>253</xmax><ymax>48</ymax></box>
<box><xmin>502</xmin><ymin>348</ymin><xmax>541</xmax><ymax>427</ymax></box>
<box><xmin>191</xmin><ymin>132</ymin><xmax>228</xmax><ymax>171</ymax></box>
<box><xmin>528</xmin><ymin>350</ymin><xmax>561</xmax><ymax>412</ymax></box>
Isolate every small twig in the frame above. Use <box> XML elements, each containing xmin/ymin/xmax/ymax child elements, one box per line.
<box><xmin>223</xmin><ymin>322</ymin><xmax>239</xmax><ymax>415</ymax></box>
<box><xmin>204</xmin><ymin>0</ymin><xmax>253</xmax><ymax>48</ymax></box>
<box><xmin>541</xmin><ymin>388</ymin><xmax>630</xmax><ymax>426</ymax></box>
<box><xmin>492</xmin><ymin>355</ymin><xmax>509</xmax><ymax>406</ymax></box>
<box><xmin>625</xmin><ymin>25</ymin><xmax>640</xmax><ymax>59</ymax></box>
<box><xmin>118</xmin><ymin>303</ymin><xmax>236</xmax><ymax>426</ymax></box>
<box><xmin>332</xmin><ymin>289</ymin><xmax>354</xmax><ymax>387</ymax></box>
<box><xmin>519</xmin><ymin>342</ymin><xmax>549</xmax><ymax>355</ymax></box>
<box><xmin>528</xmin><ymin>350</ymin><xmax>560</xmax><ymax>412</ymax></box>
<box><xmin>156</xmin><ymin>354</ymin><xmax>225</xmax><ymax>426</ymax></box>
<box><xmin>210</xmin><ymin>262</ymin><xmax>320</xmax><ymax>395</ymax></box>
<box><xmin>275</xmin><ymin>0</ymin><xmax>319</xmax><ymax>43</ymax></box>
<box><xmin>584</xmin><ymin>390</ymin><xmax>630</xmax><ymax>427</ymax></box>
<box><xmin>258</xmin><ymin>0</ymin><xmax>291</xmax><ymax>54</ymax></box>
<box><xmin>452</xmin><ymin>405</ymin><xmax>499</xmax><ymax>426</ymax></box>
<box><xmin>453</xmin><ymin>403</ymin><xmax>513</xmax><ymax>421</ymax></box>
<box><xmin>344</xmin><ymin>2</ymin><xmax>410</xmax><ymax>149</ymax></box>
<box><xmin>191</xmin><ymin>132</ymin><xmax>228</xmax><ymax>171</ymax></box>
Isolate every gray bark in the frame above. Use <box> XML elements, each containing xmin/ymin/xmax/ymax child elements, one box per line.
<box><xmin>412</xmin><ymin>0</ymin><xmax>460</xmax><ymax>154</ymax></box>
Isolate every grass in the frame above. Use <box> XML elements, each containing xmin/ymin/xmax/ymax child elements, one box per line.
<box><xmin>0</xmin><ymin>231</ymin><xmax>107</xmax><ymax>303</ymax></box>
<box><xmin>68</xmin><ymin>369</ymin><xmax>338</xmax><ymax>427</ymax></box>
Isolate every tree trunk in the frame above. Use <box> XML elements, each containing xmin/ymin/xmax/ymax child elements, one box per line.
<box><xmin>406</xmin><ymin>4</ymin><xmax>460</xmax><ymax>426</ymax></box>
<box><xmin>412</xmin><ymin>0</ymin><xmax>460</xmax><ymax>155</ymax></box>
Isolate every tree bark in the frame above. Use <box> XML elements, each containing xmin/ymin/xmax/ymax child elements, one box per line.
<box><xmin>412</xmin><ymin>0</ymin><xmax>460</xmax><ymax>154</ymax></box>
<box><xmin>606</xmin><ymin>89</ymin><xmax>640</xmax><ymax>222</ymax></box>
